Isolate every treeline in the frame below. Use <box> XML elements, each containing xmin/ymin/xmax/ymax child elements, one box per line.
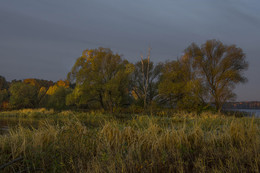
<box><xmin>0</xmin><ymin>77</ymin><xmax>71</xmax><ymax>110</ymax></box>
<box><xmin>0</xmin><ymin>40</ymin><xmax>248</xmax><ymax>113</ymax></box>
<box><xmin>223</xmin><ymin>101</ymin><xmax>260</xmax><ymax>109</ymax></box>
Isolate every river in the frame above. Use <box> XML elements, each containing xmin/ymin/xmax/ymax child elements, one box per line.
<box><xmin>228</xmin><ymin>109</ymin><xmax>260</xmax><ymax>118</ymax></box>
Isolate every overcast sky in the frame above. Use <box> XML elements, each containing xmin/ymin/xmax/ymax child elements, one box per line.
<box><xmin>0</xmin><ymin>0</ymin><xmax>260</xmax><ymax>101</ymax></box>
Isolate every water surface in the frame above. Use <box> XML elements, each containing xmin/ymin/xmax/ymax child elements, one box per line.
<box><xmin>228</xmin><ymin>109</ymin><xmax>260</xmax><ymax>118</ymax></box>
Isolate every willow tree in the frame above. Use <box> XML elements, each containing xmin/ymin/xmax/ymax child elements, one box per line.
<box><xmin>67</xmin><ymin>47</ymin><xmax>134</xmax><ymax>112</ymax></box>
<box><xmin>184</xmin><ymin>40</ymin><xmax>248</xmax><ymax>111</ymax></box>
<box><xmin>158</xmin><ymin>56</ymin><xmax>206</xmax><ymax>111</ymax></box>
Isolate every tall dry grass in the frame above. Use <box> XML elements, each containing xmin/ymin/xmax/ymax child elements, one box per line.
<box><xmin>0</xmin><ymin>114</ymin><xmax>259</xmax><ymax>172</ymax></box>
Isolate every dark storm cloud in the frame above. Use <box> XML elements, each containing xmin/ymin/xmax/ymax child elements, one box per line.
<box><xmin>0</xmin><ymin>0</ymin><xmax>260</xmax><ymax>101</ymax></box>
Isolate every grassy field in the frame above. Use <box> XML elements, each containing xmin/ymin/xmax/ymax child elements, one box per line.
<box><xmin>0</xmin><ymin>109</ymin><xmax>259</xmax><ymax>172</ymax></box>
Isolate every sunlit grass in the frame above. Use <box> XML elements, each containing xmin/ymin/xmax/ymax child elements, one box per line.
<box><xmin>0</xmin><ymin>111</ymin><xmax>259</xmax><ymax>172</ymax></box>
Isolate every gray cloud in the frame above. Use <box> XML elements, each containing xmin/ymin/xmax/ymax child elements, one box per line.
<box><xmin>0</xmin><ymin>0</ymin><xmax>260</xmax><ymax>101</ymax></box>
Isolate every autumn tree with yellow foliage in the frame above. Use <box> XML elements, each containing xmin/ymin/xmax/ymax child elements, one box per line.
<box><xmin>159</xmin><ymin>40</ymin><xmax>248</xmax><ymax>112</ymax></box>
<box><xmin>67</xmin><ymin>47</ymin><xmax>134</xmax><ymax>112</ymax></box>
<box><xmin>40</xmin><ymin>80</ymin><xmax>72</xmax><ymax>109</ymax></box>
<box><xmin>184</xmin><ymin>40</ymin><xmax>248</xmax><ymax>111</ymax></box>
<box><xmin>158</xmin><ymin>56</ymin><xmax>207</xmax><ymax>112</ymax></box>
<box><xmin>0</xmin><ymin>40</ymin><xmax>249</xmax><ymax>112</ymax></box>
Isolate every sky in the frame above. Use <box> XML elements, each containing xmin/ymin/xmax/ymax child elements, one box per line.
<box><xmin>0</xmin><ymin>0</ymin><xmax>260</xmax><ymax>101</ymax></box>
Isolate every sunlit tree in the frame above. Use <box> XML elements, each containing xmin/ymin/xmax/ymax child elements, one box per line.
<box><xmin>67</xmin><ymin>47</ymin><xmax>134</xmax><ymax>112</ymax></box>
<box><xmin>158</xmin><ymin>55</ymin><xmax>207</xmax><ymax>111</ymax></box>
<box><xmin>184</xmin><ymin>40</ymin><xmax>248</xmax><ymax>111</ymax></box>
<box><xmin>45</xmin><ymin>86</ymin><xmax>72</xmax><ymax>110</ymax></box>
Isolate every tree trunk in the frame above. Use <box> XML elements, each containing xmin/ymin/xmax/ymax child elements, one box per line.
<box><xmin>141</xmin><ymin>47</ymin><xmax>150</xmax><ymax>110</ymax></box>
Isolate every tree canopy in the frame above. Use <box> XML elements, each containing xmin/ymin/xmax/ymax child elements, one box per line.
<box><xmin>131</xmin><ymin>58</ymin><xmax>163</xmax><ymax>108</ymax></box>
<box><xmin>0</xmin><ymin>76</ymin><xmax>8</xmax><ymax>90</ymax></box>
<box><xmin>184</xmin><ymin>39</ymin><xmax>248</xmax><ymax>111</ymax></box>
<box><xmin>0</xmin><ymin>40</ymin><xmax>249</xmax><ymax>113</ymax></box>
<box><xmin>158</xmin><ymin>56</ymin><xmax>206</xmax><ymax>111</ymax></box>
<box><xmin>67</xmin><ymin>47</ymin><xmax>134</xmax><ymax>112</ymax></box>
<box><xmin>9</xmin><ymin>82</ymin><xmax>38</xmax><ymax>109</ymax></box>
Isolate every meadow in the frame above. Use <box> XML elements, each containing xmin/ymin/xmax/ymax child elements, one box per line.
<box><xmin>0</xmin><ymin>109</ymin><xmax>259</xmax><ymax>173</ymax></box>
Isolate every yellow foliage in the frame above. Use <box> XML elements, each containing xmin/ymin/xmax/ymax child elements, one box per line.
<box><xmin>23</xmin><ymin>78</ymin><xmax>39</xmax><ymax>87</ymax></box>
<box><xmin>46</xmin><ymin>85</ymin><xmax>58</xmax><ymax>95</ymax></box>
<box><xmin>131</xmin><ymin>90</ymin><xmax>139</xmax><ymax>100</ymax></box>
<box><xmin>57</xmin><ymin>80</ymin><xmax>69</xmax><ymax>88</ymax></box>
<box><xmin>1</xmin><ymin>101</ymin><xmax>9</xmax><ymax>110</ymax></box>
<box><xmin>39</xmin><ymin>87</ymin><xmax>47</xmax><ymax>94</ymax></box>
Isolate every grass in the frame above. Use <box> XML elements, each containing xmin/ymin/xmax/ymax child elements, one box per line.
<box><xmin>0</xmin><ymin>110</ymin><xmax>259</xmax><ymax>172</ymax></box>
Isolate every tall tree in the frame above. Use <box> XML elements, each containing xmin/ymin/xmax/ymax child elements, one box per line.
<box><xmin>67</xmin><ymin>47</ymin><xmax>134</xmax><ymax>112</ymax></box>
<box><xmin>9</xmin><ymin>82</ymin><xmax>38</xmax><ymax>109</ymax></box>
<box><xmin>45</xmin><ymin>86</ymin><xmax>72</xmax><ymax>110</ymax></box>
<box><xmin>184</xmin><ymin>40</ymin><xmax>248</xmax><ymax>111</ymax></box>
<box><xmin>40</xmin><ymin>80</ymin><xmax>72</xmax><ymax>109</ymax></box>
<box><xmin>131</xmin><ymin>57</ymin><xmax>163</xmax><ymax>109</ymax></box>
<box><xmin>0</xmin><ymin>76</ymin><xmax>9</xmax><ymax>90</ymax></box>
<box><xmin>0</xmin><ymin>89</ymin><xmax>9</xmax><ymax>109</ymax></box>
<box><xmin>0</xmin><ymin>76</ymin><xmax>9</xmax><ymax>109</ymax></box>
<box><xmin>141</xmin><ymin>48</ymin><xmax>150</xmax><ymax>109</ymax></box>
<box><xmin>158</xmin><ymin>56</ymin><xmax>206</xmax><ymax>111</ymax></box>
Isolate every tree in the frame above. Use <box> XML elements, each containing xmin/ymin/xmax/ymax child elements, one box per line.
<box><xmin>0</xmin><ymin>76</ymin><xmax>9</xmax><ymax>109</ymax></box>
<box><xmin>0</xmin><ymin>76</ymin><xmax>9</xmax><ymax>90</ymax></box>
<box><xmin>41</xmin><ymin>80</ymin><xmax>72</xmax><ymax>110</ymax></box>
<box><xmin>23</xmin><ymin>78</ymin><xmax>40</xmax><ymax>88</ymax></box>
<box><xmin>131</xmin><ymin>55</ymin><xmax>163</xmax><ymax>109</ymax></box>
<box><xmin>67</xmin><ymin>47</ymin><xmax>134</xmax><ymax>112</ymax></box>
<box><xmin>38</xmin><ymin>86</ymin><xmax>47</xmax><ymax>106</ymax></box>
<box><xmin>23</xmin><ymin>78</ymin><xmax>54</xmax><ymax>90</ymax></box>
<box><xmin>56</xmin><ymin>80</ymin><xmax>70</xmax><ymax>88</ymax></box>
<box><xmin>0</xmin><ymin>89</ymin><xmax>9</xmax><ymax>109</ymax></box>
<box><xmin>45</xmin><ymin>86</ymin><xmax>72</xmax><ymax>110</ymax></box>
<box><xmin>141</xmin><ymin>48</ymin><xmax>150</xmax><ymax>109</ymax></box>
<box><xmin>9</xmin><ymin>82</ymin><xmax>38</xmax><ymax>109</ymax></box>
<box><xmin>158</xmin><ymin>56</ymin><xmax>206</xmax><ymax>111</ymax></box>
<box><xmin>184</xmin><ymin>40</ymin><xmax>248</xmax><ymax>111</ymax></box>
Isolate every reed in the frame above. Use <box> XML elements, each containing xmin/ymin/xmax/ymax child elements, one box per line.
<box><xmin>0</xmin><ymin>112</ymin><xmax>259</xmax><ymax>172</ymax></box>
